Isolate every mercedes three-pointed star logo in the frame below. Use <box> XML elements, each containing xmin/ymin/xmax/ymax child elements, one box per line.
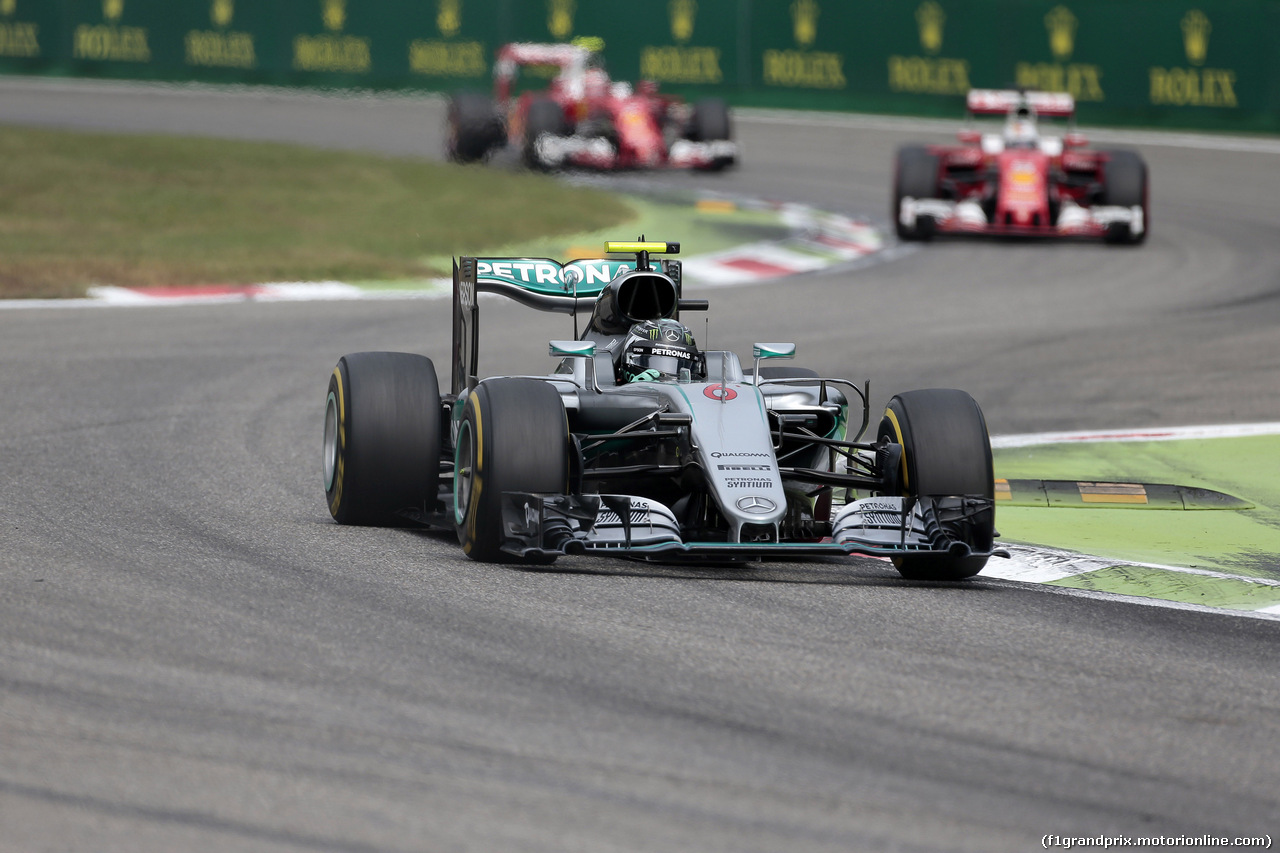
<box><xmin>736</xmin><ymin>495</ymin><xmax>776</xmax><ymax>513</ymax></box>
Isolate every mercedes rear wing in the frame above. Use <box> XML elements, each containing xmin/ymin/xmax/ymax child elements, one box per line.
<box><xmin>450</xmin><ymin>251</ymin><xmax>684</xmax><ymax>396</ymax></box>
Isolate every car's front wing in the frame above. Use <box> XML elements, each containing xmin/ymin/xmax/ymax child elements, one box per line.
<box><xmin>531</xmin><ymin>133</ymin><xmax>737</xmax><ymax>170</ymax></box>
<box><xmin>900</xmin><ymin>196</ymin><xmax>1144</xmax><ymax>239</ymax></box>
<box><xmin>496</xmin><ymin>491</ymin><xmax>1001</xmax><ymax>563</ymax></box>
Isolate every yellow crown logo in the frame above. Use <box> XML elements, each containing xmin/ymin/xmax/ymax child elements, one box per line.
<box><xmin>1045</xmin><ymin>6</ymin><xmax>1077</xmax><ymax>61</ymax></box>
<box><xmin>791</xmin><ymin>0</ymin><xmax>818</xmax><ymax>48</ymax></box>
<box><xmin>437</xmin><ymin>0</ymin><xmax>461</xmax><ymax>38</ymax></box>
<box><xmin>322</xmin><ymin>0</ymin><xmax>345</xmax><ymax>32</ymax></box>
<box><xmin>670</xmin><ymin>0</ymin><xmax>696</xmax><ymax>43</ymax></box>
<box><xmin>548</xmin><ymin>0</ymin><xmax>575</xmax><ymax>40</ymax></box>
<box><xmin>1181</xmin><ymin>9</ymin><xmax>1211</xmax><ymax>65</ymax></box>
<box><xmin>104</xmin><ymin>0</ymin><xmax>124</xmax><ymax>22</ymax></box>
<box><xmin>915</xmin><ymin>1</ymin><xmax>945</xmax><ymax>55</ymax></box>
<box><xmin>211</xmin><ymin>0</ymin><xmax>233</xmax><ymax>28</ymax></box>
<box><xmin>0</xmin><ymin>0</ymin><xmax>16</xmax><ymax>18</ymax></box>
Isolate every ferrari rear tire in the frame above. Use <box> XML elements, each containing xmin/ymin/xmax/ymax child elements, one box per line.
<box><xmin>446</xmin><ymin>92</ymin><xmax>504</xmax><ymax>163</ymax></box>
<box><xmin>1101</xmin><ymin>149</ymin><xmax>1149</xmax><ymax>245</ymax></box>
<box><xmin>325</xmin><ymin>352</ymin><xmax>441</xmax><ymax>526</ymax></box>
<box><xmin>523</xmin><ymin>97</ymin><xmax>569</xmax><ymax>170</ymax></box>
<box><xmin>877</xmin><ymin>389</ymin><xmax>994</xmax><ymax>581</ymax></box>
<box><xmin>893</xmin><ymin>145</ymin><xmax>941</xmax><ymax>241</ymax></box>
<box><xmin>454</xmin><ymin>378</ymin><xmax>571</xmax><ymax>563</ymax></box>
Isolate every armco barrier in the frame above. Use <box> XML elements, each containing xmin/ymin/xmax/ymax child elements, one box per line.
<box><xmin>1</xmin><ymin>0</ymin><xmax>1276</xmax><ymax>133</ymax></box>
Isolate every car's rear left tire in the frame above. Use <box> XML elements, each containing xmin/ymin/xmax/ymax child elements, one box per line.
<box><xmin>454</xmin><ymin>378</ymin><xmax>571</xmax><ymax>563</ymax></box>
<box><xmin>877</xmin><ymin>389</ymin><xmax>994</xmax><ymax>581</ymax></box>
<box><xmin>325</xmin><ymin>352</ymin><xmax>441</xmax><ymax>526</ymax></box>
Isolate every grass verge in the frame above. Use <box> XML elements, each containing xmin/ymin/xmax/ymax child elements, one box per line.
<box><xmin>993</xmin><ymin>435</ymin><xmax>1280</xmax><ymax>577</ymax></box>
<box><xmin>0</xmin><ymin>125</ymin><xmax>635</xmax><ymax>298</ymax></box>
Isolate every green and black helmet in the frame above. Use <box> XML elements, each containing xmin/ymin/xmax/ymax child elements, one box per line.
<box><xmin>621</xmin><ymin>319</ymin><xmax>705</xmax><ymax>382</ymax></box>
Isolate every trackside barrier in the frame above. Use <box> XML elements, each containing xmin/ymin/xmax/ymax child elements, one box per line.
<box><xmin>1</xmin><ymin>0</ymin><xmax>1276</xmax><ymax>133</ymax></box>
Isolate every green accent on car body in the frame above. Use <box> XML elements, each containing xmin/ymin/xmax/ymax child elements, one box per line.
<box><xmin>549</xmin><ymin>340</ymin><xmax>596</xmax><ymax>357</ymax></box>
<box><xmin>473</xmin><ymin>258</ymin><xmax>637</xmax><ymax>298</ymax></box>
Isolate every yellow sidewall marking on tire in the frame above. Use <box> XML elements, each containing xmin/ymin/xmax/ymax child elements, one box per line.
<box><xmin>884</xmin><ymin>407</ymin><xmax>909</xmax><ymax>492</ymax></box>
<box><xmin>328</xmin><ymin>366</ymin><xmax>347</xmax><ymax>516</ymax></box>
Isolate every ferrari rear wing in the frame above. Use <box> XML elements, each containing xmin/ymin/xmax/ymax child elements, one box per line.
<box><xmin>966</xmin><ymin>88</ymin><xmax>1075</xmax><ymax>118</ymax></box>
<box><xmin>493</xmin><ymin>41</ymin><xmax>592</xmax><ymax>101</ymax></box>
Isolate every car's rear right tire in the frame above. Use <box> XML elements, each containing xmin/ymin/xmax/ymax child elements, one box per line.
<box><xmin>893</xmin><ymin>145</ymin><xmax>941</xmax><ymax>241</ymax></box>
<box><xmin>454</xmin><ymin>378</ymin><xmax>571</xmax><ymax>562</ymax></box>
<box><xmin>877</xmin><ymin>389</ymin><xmax>994</xmax><ymax>581</ymax></box>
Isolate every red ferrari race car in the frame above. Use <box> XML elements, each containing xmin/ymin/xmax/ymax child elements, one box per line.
<box><xmin>446</xmin><ymin>39</ymin><xmax>736</xmax><ymax>171</ymax></box>
<box><xmin>893</xmin><ymin>89</ymin><xmax>1148</xmax><ymax>244</ymax></box>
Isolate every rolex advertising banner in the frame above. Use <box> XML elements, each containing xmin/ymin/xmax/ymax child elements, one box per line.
<box><xmin>3</xmin><ymin>0</ymin><xmax>1277</xmax><ymax>133</ymax></box>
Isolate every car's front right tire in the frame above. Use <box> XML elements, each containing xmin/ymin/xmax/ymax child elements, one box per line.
<box><xmin>877</xmin><ymin>388</ymin><xmax>994</xmax><ymax>581</ymax></box>
<box><xmin>893</xmin><ymin>145</ymin><xmax>941</xmax><ymax>241</ymax></box>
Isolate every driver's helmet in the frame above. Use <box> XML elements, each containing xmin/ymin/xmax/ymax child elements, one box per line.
<box><xmin>1004</xmin><ymin>105</ymin><xmax>1039</xmax><ymax>149</ymax></box>
<box><xmin>620</xmin><ymin>319</ymin><xmax>705</xmax><ymax>382</ymax></box>
<box><xmin>573</xmin><ymin>36</ymin><xmax>607</xmax><ymax>72</ymax></box>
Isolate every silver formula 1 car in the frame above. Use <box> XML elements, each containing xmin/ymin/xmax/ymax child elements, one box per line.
<box><xmin>323</xmin><ymin>242</ymin><xmax>1002</xmax><ymax>580</ymax></box>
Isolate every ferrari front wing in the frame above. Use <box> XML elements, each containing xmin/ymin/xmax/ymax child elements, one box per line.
<box><xmin>900</xmin><ymin>196</ymin><xmax>1144</xmax><ymax>239</ymax></box>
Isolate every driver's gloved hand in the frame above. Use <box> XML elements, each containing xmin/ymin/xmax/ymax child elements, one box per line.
<box><xmin>628</xmin><ymin>368</ymin><xmax>661</xmax><ymax>382</ymax></box>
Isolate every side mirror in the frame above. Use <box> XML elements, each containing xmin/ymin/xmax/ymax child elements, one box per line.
<box><xmin>550</xmin><ymin>340</ymin><xmax>599</xmax><ymax>390</ymax></box>
<box><xmin>753</xmin><ymin>343</ymin><xmax>796</xmax><ymax>359</ymax></box>
<box><xmin>550</xmin><ymin>340</ymin><xmax>595</xmax><ymax>358</ymax></box>
<box><xmin>752</xmin><ymin>343</ymin><xmax>795</xmax><ymax>380</ymax></box>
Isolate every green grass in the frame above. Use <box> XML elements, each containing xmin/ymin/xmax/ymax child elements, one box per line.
<box><xmin>993</xmin><ymin>435</ymin><xmax>1280</xmax><ymax>577</ymax></box>
<box><xmin>0</xmin><ymin>125</ymin><xmax>635</xmax><ymax>298</ymax></box>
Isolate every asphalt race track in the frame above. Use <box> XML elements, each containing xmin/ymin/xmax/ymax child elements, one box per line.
<box><xmin>2</xmin><ymin>79</ymin><xmax>1278</xmax><ymax>851</ymax></box>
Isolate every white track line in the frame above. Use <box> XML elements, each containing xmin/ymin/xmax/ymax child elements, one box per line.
<box><xmin>992</xmin><ymin>422</ymin><xmax>1280</xmax><ymax>447</ymax></box>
